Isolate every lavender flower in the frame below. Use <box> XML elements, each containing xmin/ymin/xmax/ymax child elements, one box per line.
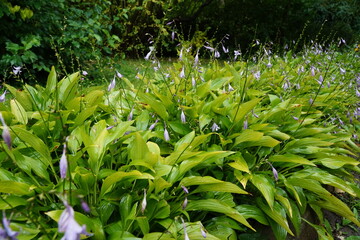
<box><xmin>200</xmin><ymin>223</ymin><xmax>207</xmax><ymax>238</ymax></box>
<box><xmin>107</xmin><ymin>76</ymin><xmax>116</xmax><ymax>92</ymax></box>
<box><xmin>192</xmin><ymin>77</ymin><xmax>196</xmax><ymax>88</ymax></box>
<box><xmin>254</xmin><ymin>71</ymin><xmax>260</xmax><ymax>80</ymax></box>
<box><xmin>179</xmin><ymin>48</ymin><xmax>183</xmax><ymax>60</ymax></box>
<box><xmin>222</xmin><ymin>44</ymin><xmax>229</xmax><ymax>53</ymax></box>
<box><xmin>271</xmin><ymin>166</ymin><xmax>278</xmax><ymax>181</ymax></box>
<box><xmin>58</xmin><ymin>201</ymin><xmax>91</xmax><ymax>240</ymax></box>
<box><xmin>0</xmin><ymin>113</ymin><xmax>11</xmax><ymax>149</ymax></box>
<box><xmin>214</xmin><ymin>50</ymin><xmax>220</xmax><ymax>58</ymax></box>
<box><xmin>164</xmin><ymin>127</ymin><xmax>170</xmax><ymax>141</ymax></box>
<box><xmin>181</xmin><ymin>218</ymin><xmax>190</xmax><ymax>240</ymax></box>
<box><xmin>181</xmin><ymin>110</ymin><xmax>186</xmax><ymax>123</ymax></box>
<box><xmin>141</xmin><ymin>189</ymin><xmax>147</xmax><ymax>214</ymax></box>
<box><xmin>116</xmin><ymin>70</ymin><xmax>123</xmax><ymax>78</ymax></box>
<box><xmin>356</xmin><ymin>89</ymin><xmax>360</xmax><ymax>98</ymax></box>
<box><xmin>194</xmin><ymin>51</ymin><xmax>199</xmax><ymax>66</ymax></box>
<box><xmin>211</xmin><ymin>122</ymin><xmax>220</xmax><ymax>132</ymax></box>
<box><xmin>82</xmin><ymin>71</ymin><xmax>88</xmax><ymax>76</ymax></box>
<box><xmin>60</xmin><ymin>143</ymin><xmax>68</xmax><ymax>179</ymax></box>
<box><xmin>0</xmin><ymin>90</ymin><xmax>6</xmax><ymax>102</ymax></box>
<box><xmin>12</xmin><ymin>66</ymin><xmax>21</xmax><ymax>75</ymax></box>
<box><xmin>171</xmin><ymin>31</ymin><xmax>175</xmax><ymax>41</ymax></box>
<box><xmin>228</xmin><ymin>84</ymin><xmax>234</xmax><ymax>92</ymax></box>
<box><xmin>234</xmin><ymin>50</ymin><xmax>241</xmax><ymax>60</ymax></box>
<box><xmin>0</xmin><ymin>213</ymin><xmax>18</xmax><ymax>240</ymax></box>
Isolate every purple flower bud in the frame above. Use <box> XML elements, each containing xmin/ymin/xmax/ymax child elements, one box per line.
<box><xmin>292</xmin><ymin>116</ymin><xmax>299</xmax><ymax>121</ymax></box>
<box><xmin>340</xmin><ymin>67</ymin><xmax>346</xmax><ymax>75</ymax></box>
<box><xmin>200</xmin><ymin>227</ymin><xmax>207</xmax><ymax>238</ymax></box>
<box><xmin>107</xmin><ymin>77</ymin><xmax>116</xmax><ymax>92</ymax></box>
<box><xmin>228</xmin><ymin>84</ymin><xmax>234</xmax><ymax>92</ymax></box>
<box><xmin>272</xmin><ymin>166</ymin><xmax>278</xmax><ymax>181</ymax></box>
<box><xmin>243</xmin><ymin>119</ymin><xmax>248</xmax><ymax>130</ymax></box>
<box><xmin>222</xmin><ymin>44</ymin><xmax>229</xmax><ymax>53</ymax></box>
<box><xmin>356</xmin><ymin>89</ymin><xmax>360</xmax><ymax>98</ymax></box>
<box><xmin>181</xmin><ymin>185</ymin><xmax>189</xmax><ymax>194</ymax></box>
<box><xmin>60</xmin><ymin>144</ymin><xmax>68</xmax><ymax>179</ymax></box>
<box><xmin>194</xmin><ymin>51</ymin><xmax>199</xmax><ymax>66</ymax></box>
<box><xmin>171</xmin><ymin>31</ymin><xmax>175</xmax><ymax>41</ymax></box>
<box><xmin>214</xmin><ymin>50</ymin><xmax>220</xmax><ymax>58</ymax></box>
<box><xmin>309</xmin><ymin>98</ymin><xmax>314</xmax><ymax>105</ymax></box>
<box><xmin>181</xmin><ymin>110</ymin><xmax>186</xmax><ymax>123</ymax></box>
<box><xmin>164</xmin><ymin>127</ymin><xmax>170</xmax><ymax>141</ymax></box>
<box><xmin>81</xmin><ymin>200</ymin><xmax>90</xmax><ymax>213</ymax></box>
<box><xmin>211</xmin><ymin>122</ymin><xmax>220</xmax><ymax>132</ymax></box>
<box><xmin>179</xmin><ymin>49</ymin><xmax>183</xmax><ymax>60</ymax></box>
<box><xmin>192</xmin><ymin>77</ymin><xmax>196</xmax><ymax>88</ymax></box>
<box><xmin>182</xmin><ymin>197</ymin><xmax>188</xmax><ymax>210</ymax></box>
<box><xmin>82</xmin><ymin>71</ymin><xmax>88</xmax><ymax>76</ymax></box>
<box><xmin>149</xmin><ymin>119</ymin><xmax>159</xmax><ymax>131</ymax></box>
<box><xmin>0</xmin><ymin>90</ymin><xmax>7</xmax><ymax>102</ymax></box>
<box><xmin>181</xmin><ymin>218</ymin><xmax>190</xmax><ymax>240</ymax></box>
<box><xmin>141</xmin><ymin>189</ymin><xmax>147</xmax><ymax>214</ymax></box>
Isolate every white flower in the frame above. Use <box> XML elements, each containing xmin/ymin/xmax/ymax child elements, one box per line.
<box><xmin>180</xmin><ymin>110</ymin><xmax>186</xmax><ymax>123</ymax></box>
<box><xmin>144</xmin><ymin>47</ymin><xmax>154</xmax><ymax>60</ymax></box>
<box><xmin>179</xmin><ymin>67</ymin><xmax>185</xmax><ymax>78</ymax></box>
<box><xmin>228</xmin><ymin>84</ymin><xmax>234</xmax><ymax>92</ymax></box>
<box><xmin>164</xmin><ymin>127</ymin><xmax>170</xmax><ymax>141</ymax></box>
<box><xmin>60</xmin><ymin>143</ymin><xmax>68</xmax><ymax>179</ymax></box>
<box><xmin>82</xmin><ymin>71</ymin><xmax>88</xmax><ymax>76</ymax></box>
<box><xmin>211</xmin><ymin>122</ymin><xmax>220</xmax><ymax>132</ymax></box>
<box><xmin>0</xmin><ymin>90</ymin><xmax>7</xmax><ymax>102</ymax></box>
<box><xmin>141</xmin><ymin>189</ymin><xmax>147</xmax><ymax>214</ymax></box>
<box><xmin>12</xmin><ymin>66</ymin><xmax>21</xmax><ymax>75</ymax></box>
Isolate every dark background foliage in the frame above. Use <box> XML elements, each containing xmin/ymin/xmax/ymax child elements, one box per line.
<box><xmin>1</xmin><ymin>0</ymin><xmax>359</xmax><ymax>81</ymax></box>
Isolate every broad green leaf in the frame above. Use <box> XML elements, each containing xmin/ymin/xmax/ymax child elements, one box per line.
<box><xmin>287</xmin><ymin>178</ymin><xmax>360</xmax><ymax>226</ymax></box>
<box><xmin>210</xmin><ymin>76</ymin><xmax>233</xmax><ymax>90</ymax></box>
<box><xmin>233</xmin><ymin>129</ymin><xmax>264</xmax><ymax>146</ymax></box>
<box><xmin>267</xmin><ymin>130</ymin><xmax>290</xmax><ymax>141</ymax></box>
<box><xmin>180</xmin><ymin>176</ymin><xmax>223</xmax><ymax>186</ymax></box>
<box><xmin>187</xmin><ymin>199</ymin><xmax>255</xmax><ymax>231</ymax></box>
<box><xmin>10</xmin><ymin>99</ymin><xmax>28</xmax><ymax>124</ymax></box>
<box><xmin>0</xmin><ymin>181</ymin><xmax>33</xmax><ymax>195</ymax></box>
<box><xmin>269</xmin><ymin>154</ymin><xmax>316</xmax><ymax>166</ymax></box>
<box><xmin>256</xmin><ymin>198</ymin><xmax>294</xmax><ymax>236</ymax></box>
<box><xmin>231</xmin><ymin>98</ymin><xmax>261</xmax><ymax>124</ymax></box>
<box><xmin>74</xmin><ymin>105</ymin><xmax>97</xmax><ymax>126</ymax></box>
<box><xmin>13</xmin><ymin>150</ymin><xmax>50</xmax><ymax>180</ymax></box>
<box><xmin>174</xmin><ymin>131</ymin><xmax>195</xmax><ymax>152</ymax></box>
<box><xmin>143</xmin><ymin>233</ymin><xmax>175</xmax><ymax>240</ymax></box>
<box><xmin>5</xmin><ymin>84</ymin><xmax>33</xmax><ymax>111</ymax></box>
<box><xmin>193</xmin><ymin>182</ymin><xmax>248</xmax><ymax>194</ymax></box>
<box><xmin>235</xmin><ymin>205</ymin><xmax>269</xmax><ymax>225</ymax></box>
<box><xmin>153</xmin><ymin>177</ymin><xmax>171</xmax><ymax>194</ymax></box>
<box><xmin>138</xmin><ymin>92</ymin><xmax>168</xmax><ymax>120</ymax></box>
<box><xmin>58</xmin><ymin>72</ymin><xmax>80</xmax><ymax>105</ymax></box>
<box><xmin>129</xmin><ymin>132</ymin><xmax>150</xmax><ymax>161</ymax></box>
<box><xmin>196</xmin><ymin>81</ymin><xmax>211</xmax><ymax>98</ymax></box>
<box><xmin>242</xmin><ymin>136</ymin><xmax>280</xmax><ymax>148</ymax></box>
<box><xmin>12</xmin><ymin>126</ymin><xmax>52</xmax><ymax>166</ymax></box>
<box><xmin>302</xmin><ymin>218</ymin><xmax>334</xmax><ymax>240</ymax></box>
<box><xmin>136</xmin><ymin>217</ymin><xmax>149</xmax><ymax>235</ymax></box>
<box><xmin>228</xmin><ymin>153</ymin><xmax>250</xmax><ymax>173</ymax></box>
<box><xmin>250</xmin><ymin>174</ymin><xmax>275</xmax><ymax>209</ymax></box>
<box><xmin>45</xmin><ymin>66</ymin><xmax>57</xmax><ymax>96</ymax></box>
<box><xmin>315</xmin><ymin>154</ymin><xmax>359</xmax><ymax>169</ymax></box>
<box><xmin>101</xmin><ymin>170</ymin><xmax>154</xmax><ymax>196</ymax></box>
<box><xmin>0</xmin><ymin>196</ymin><xmax>28</xmax><ymax>209</ymax></box>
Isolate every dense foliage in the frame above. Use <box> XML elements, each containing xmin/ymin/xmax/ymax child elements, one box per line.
<box><xmin>1</xmin><ymin>0</ymin><xmax>359</xmax><ymax>81</ymax></box>
<box><xmin>0</xmin><ymin>41</ymin><xmax>359</xmax><ymax>239</ymax></box>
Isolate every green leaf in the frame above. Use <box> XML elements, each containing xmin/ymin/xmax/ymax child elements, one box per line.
<box><xmin>233</xmin><ymin>129</ymin><xmax>264</xmax><ymax>146</ymax></box>
<box><xmin>231</xmin><ymin>98</ymin><xmax>261</xmax><ymax>124</ymax></box>
<box><xmin>0</xmin><ymin>181</ymin><xmax>33</xmax><ymax>195</ymax></box>
<box><xmin>187</xmin><ymin>199</ymin><xmax>255</xmax><ymax>231</ymax></box>
<box><xmin>256</xmin><ymin>198</ymin><xmax>294</xmax><ymax>236</ymax></box>
<box><xmin>138</xmin><ymin>92</ymin><xmax>168</xmax><ymax>120</ymax></box>
<box><xmin>136</xmin><ymin>217</ymin><xmax>149</xmax><ymax>235</ymax></box>
<box><xmin>242</xmin><ymin>136</ymin><xmax>280</xmax><ymax>148</ymax></box>
<box><xmin>45</xmin><ymin>66</ymin><xmax>57</xmax><ymax>96</ymax></box>
<box><xmin>10</xmin><ymin>99</ymin><xmax>28</xmax><ymax>124</ymax></box>
<box><xmin>236</xmin><ymin>204</ymin><xmax>269</xmax><ymax>225</ymax></box>
<box><xmin>194</xmin><ymin>182</ymin><xmax>248</xmax><ymax>194</ymax></box>
<box><xmin>58</xmin><ymin>72</ymin><xmax>80</xmax><ymax>105</ymax></box>
<box><xmin>269</xmin><ymin>154</ymin><xmax>316</xmax><ymax>166</ymax></box>
<box><xmin>250</xmin><ymin>174</ymin><xmax>275</xmax><ymax>209</ymax></box>
<box><xmin>0</xmin><ymin>196</ymin><xmax>28</xmax><ymax>209</ymax></box>
<box><xmin>74</xmin><ymin>105</ymin><xmax>98</xmax><ymax>126</ymax></box>
<box><xmin>101</xmin><ymin>170</ymin><xmax>154</xmax><ymax>197</ymax></box>
<box><xmin>12</xmin><ymin>126</ymin><xmax>52</xmax><ymax>166</ymax></box>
